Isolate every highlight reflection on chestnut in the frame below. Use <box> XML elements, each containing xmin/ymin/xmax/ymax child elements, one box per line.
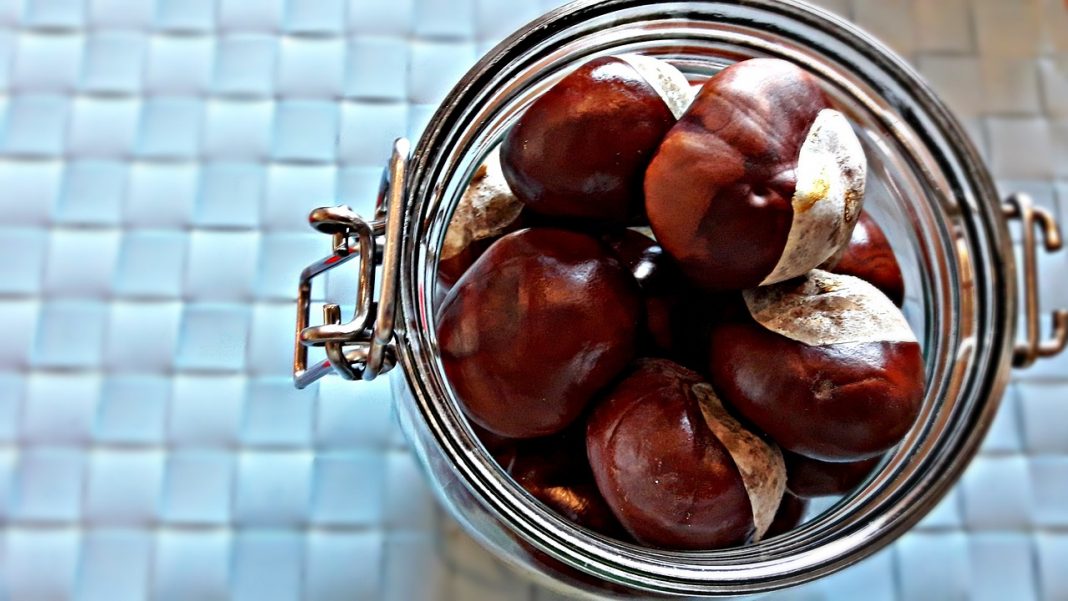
<box><xmin>438</xmin><ymin>228</ymin><xmax>641</xmax><ymax>439</ymax></box>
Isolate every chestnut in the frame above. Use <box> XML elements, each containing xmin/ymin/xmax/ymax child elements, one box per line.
<box><xmin>438</xmin><ymin>228</ymin><xmax>641</xmax><ymax>438</ymax></box>
<box><xmin>823</xmin><ymin>211</ymin><xmax>905</xmax><ymax>306</ymax></box>
<box><xmin>587</xmin><ymin>359</ymin><xmax>786</xmax><ymax>550</ymax></box>
<box><xmin>495</xmin><ymin>428</ymin><xmax>628</xmax><ymax>539</ymax></box>
<box><xmin>502</xmin><ymin>54</ymin><xmax>691</xmax><ymax>223</ymax></box>
<box><xmin>766</xmin><ymin>492</ymin><xmax>808</xmax><ymax>538</ymax></box>
<box><xmin>600</xmin><ymin>228</ymin><xmax>685</xmax><ymax>355</ymax></box>
<box><xmin>645</xmin><ymin>58</ymin><xmax>867</xmax><ymax>290</ymax></box>
<box><xmin>438</xmin><ymin>147</ymin><xmax>525</xmax><ymax>292</ymax></box>
<box><xmin>784</xmin><ymin>451</ymin><xmax>884</xmax><ymax>498</ymax></box>
<box><xmin>707</xmin><ymin>270</ymin><xmax>925</xmax><ymax>462</ymax></box>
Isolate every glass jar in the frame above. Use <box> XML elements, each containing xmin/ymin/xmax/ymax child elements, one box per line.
<box><xmin>291</xmin><ymin>0</ymin><xmax>1068</xmax><ymax>597</ymax></box>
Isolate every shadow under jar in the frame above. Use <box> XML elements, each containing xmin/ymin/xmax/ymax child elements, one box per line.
<box><xmin>291</xmin><ymin>0</ymin><xmax>1068</xmax><ymax>597</ymax></box>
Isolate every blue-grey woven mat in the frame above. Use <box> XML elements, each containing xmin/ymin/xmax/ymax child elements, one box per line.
<box><xmin>0</xmin><ymin>0</ymin><xmax>1066</xmax><ymax>599</ymax></box>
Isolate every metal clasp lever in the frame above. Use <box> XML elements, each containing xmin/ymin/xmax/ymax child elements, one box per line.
<box><xmin>1004</xmin><ymin>193</ymin><xmax>1068</xmax><ymax>368</ymax></box>
<box><xmin>292</xmin><ymin>138</ymin><xmax>410</xmax><ymax>389</ymax></box>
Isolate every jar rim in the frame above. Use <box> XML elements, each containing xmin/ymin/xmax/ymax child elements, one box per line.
<box><xmin>394</xmin><ymin>0</ymin><xmax>1015</xmax><ymax>594</ymax></box>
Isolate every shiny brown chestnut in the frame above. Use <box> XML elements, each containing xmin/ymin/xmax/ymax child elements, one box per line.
<box><xmin>600</xmin><ymin>228</ymin><xmax>685</xmax><ymax>355</ymax></box>
<box><xmin>784</xmin><ymin>451</ymin><xmax>884</xmax><ymax>499</ymax></box>
<box><xmin>587</xmin><ymin>359</ymin><xmax>786</xmax><ymax>550</ymax></box>
<box><xmin>708</xmin><ymin>270</ymin><xmax>925</xmax><ymax>462</ymax></box>
<box><xmin>645</xmin><ymin>58</ymin><xmax>867</xmax><ymax>290</ymax></box>
<box><xmin>823</xmin><ymin>211</ymin><xmax>905</xmax><ymax>306</ymax></box>
<box><xmin>502</xmin><ymin>55</ymin><xmax>691</xmax><ymax>223</ymax></box>
<box><xmin>438</xmin><ymin>147</ymin><xmax>525</xmax><ymax>294</ymax></box>
<box><xmin>438</xmin><ymin>228</ymin><xmax>641</xmax><ymax>439</ymax></box>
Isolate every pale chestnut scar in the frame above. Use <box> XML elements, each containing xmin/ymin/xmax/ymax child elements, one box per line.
<box><xmin>617</xmin><ymin>54</ymin><xmax>694</xmax><ymax>119</ymax></box>
<box><xmin>630</xmin><ymin>226</ymin><xmax>656</xmax><ymax>240</ymax></box>
<box><xmin>744</xmin><ymin>269</ymin><xmax>917</xmax><ymax>347</ymax></box>
<box><xmin>762</xmin><ymin>109</ymin><xmax>867</xmax><ymax>286</ymax></box>
<box><xmin>442</xmin><ymin>146</ymin><xmax>524</xmax><ymax>261</ymax></box>
<box><xmin>694</xmin><ymin>382</ymin><xmax>786</xmax><ymax>541</ymax></box>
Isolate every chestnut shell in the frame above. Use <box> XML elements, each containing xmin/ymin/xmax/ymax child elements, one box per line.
<box><xmin>438</xmin><ymin>228</ymin><xmax>641</xmax><ymax>439</ymax></box>
<box><xmin>587</xmin><ymin>359</ymin><xmax>754</xmax><ymax>550</ymax></box>
<box><xmin>708</xmin><ymin>322</ymin><xmax>924</xmax><ymax>462</ymax></box>
<box><xmin>502</xmin><ymin>56</ymin><xmax>678</xmax><ymax>223</ymax></box>
<box><xmin>645</xmin><ymin>58</ymin><xmax>831</xmax><ymax>289</ymax></box>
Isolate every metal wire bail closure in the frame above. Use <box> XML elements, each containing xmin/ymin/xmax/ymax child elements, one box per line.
<box><xmin>292</xmin><ymin>138</ymin><xmax>410</xmax><ymax>389</ymax></box>
<box><xmin>1003</xmin><ymin>193</ymin><xmax>1068</xmax><ymax>368</ymax></box>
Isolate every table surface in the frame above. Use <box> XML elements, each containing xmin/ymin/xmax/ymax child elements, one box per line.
<box><xmin>0</xmin><ymin>0</ymin><xmax>1066</xmax><ymax>599</ymax></box>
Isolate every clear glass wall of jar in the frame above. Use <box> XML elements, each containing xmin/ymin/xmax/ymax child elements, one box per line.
<box><xmin>384</xmin><ymin>0</ymin><xmax>1015</xmax><ymax>596</ymax></box>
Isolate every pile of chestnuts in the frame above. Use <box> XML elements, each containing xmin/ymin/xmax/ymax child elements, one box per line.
<box><xmin>435</xmin><ymin>55</ymin><xmax>925</xmax><ymax>550</ymax></box>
